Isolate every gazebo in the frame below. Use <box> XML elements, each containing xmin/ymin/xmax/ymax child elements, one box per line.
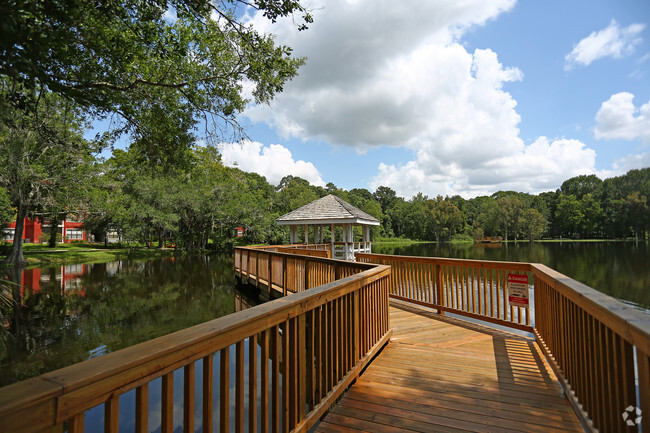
<box><xmin>276</xmin><ymin>194</ymin><xmax>380</xmax><ymax>261</ymax></box>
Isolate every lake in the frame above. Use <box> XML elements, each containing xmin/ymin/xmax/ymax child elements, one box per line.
<box><xmin>0</xmin><ymin>255</ymin><xmax>262</xmax><ymax>387</ymax></box>
<box><xmin>374</xmin><ymin>240</ymin><xmax>650</xmax><ymax>312</ymax></box>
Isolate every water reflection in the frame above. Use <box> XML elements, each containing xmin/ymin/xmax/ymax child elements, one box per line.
<box><xmin>374</xmin><ymin>241</ymin><xmax>650</xmax><ymax>311</ymax></box>
<box><xmin>0</xmin><ymin>255</ymin><xmax>258</xmax><ymax>387</ymax></box>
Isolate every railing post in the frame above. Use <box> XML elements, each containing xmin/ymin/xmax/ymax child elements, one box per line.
<box><xmin>637</xmin><ymin>349</ymin><xmax>650</xmax><ymax>432</ymax></box>
<box><xmin>268</xmin><ymin>253</ymin><xmax>273</xmax><ymax>294</ymax></box>
<box><xmin>305</xmin><ymin>260</ymin><xmax>310</xmax><ymax>291</ymax></box>
<box><xmin>255</xmin><ymin>251</ymin><xmax>260</xmax><ymax>289</ymax></box>
<box><xmin>283</xmin><ymin>256</ymin><xmax>288</xmax><ymax>296</ymax></box>
<box><xmin>435</xmin><ymin>263</ymin><xmax>444</xmax><ymax>315</ymax></box>
<box><xmin>353</xmin><ymin>291</ymin><xmax>360</xmax><ymax>361</ymax></box>
<box><xmin>246</xmin><ymin>250</ymin><xmax>251</xmax><ymax>285</ymax></box>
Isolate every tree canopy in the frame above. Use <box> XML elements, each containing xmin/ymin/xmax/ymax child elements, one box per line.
<box><xmin>1</xmin><ymin>0</ymin><xmax>309</xmax><ymax>161</ymax></box>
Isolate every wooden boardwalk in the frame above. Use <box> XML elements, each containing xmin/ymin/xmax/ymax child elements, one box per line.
<box><xmin>317</xmin><ymin>300</ymin><xmax>583</xmax><ymax>433</ymax></box>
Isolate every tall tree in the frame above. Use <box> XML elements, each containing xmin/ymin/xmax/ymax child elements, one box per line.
<box><xmin>428</xmin><ymin>196</ymin><xmax>462</xmax><ymax>242</ymax></box>
<box><xmin>560</xmin><ymin>175</ymin><xmax>603</xmax><ymax>200</ymax></box>
<box><xmin>1</xmin><ymin>0</ymin><xmax>310</xmax><ymax>162</ymax></box>
<box><xmin>519</xmin><ymin>208</ymin><xmax>546</xmax><ymax>242</ymax></box>
<box><xmin>497</xmin><ymin>196</ymin><xmax>524</xmax><ymax>241</ymax></box>
<box><xmin>0</xmin><ymin>89</ymin><xmax>93</xmax><ymax>264</ymax></box>
<box><xmin>623</xmin><ymin>193</ymin><xmax>648</xmax><ymax>241</ymax></box>
<box><xmin>556</xmin><ymin>194</ymin><xmax>583</xmax><ymax>238</ymax></box>
<box><xmin>0</xmin><ymin>186</ymin><xmax>13</xmax><ymax>237</ymax></box>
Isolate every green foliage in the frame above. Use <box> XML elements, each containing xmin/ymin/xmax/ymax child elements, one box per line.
<box><xmin>0</xmin><ymin>88</ymin><xmax>94</xmax><ymax>264</ymax></box>
<box><xmin>520</xmin><ymin>208</ymin><xmax>546</xmax><ymax>242</ymax></box>
<box><xmin>1</xmin><ymin>0</ymin><xmax>309</xmax><ymax>162</ymax></box>
<box><xmin>0</xmin><ymin>186</ymin><xmax>12</xmax><ymax>234</ymax></box>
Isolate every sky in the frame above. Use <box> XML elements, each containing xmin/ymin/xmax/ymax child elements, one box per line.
<box><xmin>213</xmin><ymin>0</ymin><xmax>650</xmax><ymax>199</ymax></box>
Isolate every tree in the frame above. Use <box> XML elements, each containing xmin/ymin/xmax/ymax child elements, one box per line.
<box><xmin>275</xmin><ymin>176</ymin><xmax>318</xmax><ymax>216</ymax></box>
<box><xmin>0</xmin><ymin>90</ymin><xmax>93</xmax><ymax>264</ymax></box>
<box><xmin>579</xmin><ymin>193</ymin><xmax>602</xmax><ymax>238</ymax></box>
<box><xmin>623</xmin><ymin>193</ymin><xmax>648</xmax><ymax>241</ymax></box>
<box><xmin>497</xmin><ymin>196</ymin><xmax>524</xmax><ymax>241</ymax></box>
<box><xmin>428</xmin><ymin>196</ymin><xmax>463</xmax><ymax>242</ymax></box>
<box><xmin>519</xmin><ymin>208</ymin><xmax>546</xmax><ymax>242</ymax></box>
<box><xmin>0</xmin><ymin>186</ymin><xmax>13</xmax><ymax>236</ymax></box>
<box><xmin>556</xmin><ymin>194</ymin><xmax>583</xmax><ymax>238</ymax></box>
<box><xmin>560</xmin><ymin>175</ymin><xmax>603</xmax><ymax>200</ymax></box>
<box><xmin>1</xmin><ymin>1</ymin><xmax>310</xmax><ymax>160</ymax></box>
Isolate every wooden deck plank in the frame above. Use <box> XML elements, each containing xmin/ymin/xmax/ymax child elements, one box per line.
<box><xmin>316</xmin><ymin>300</ymin><xmax>583</xmax><ymax>433</ymax></box>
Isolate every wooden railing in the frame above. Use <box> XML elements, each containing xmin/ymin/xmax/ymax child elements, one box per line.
<box><xmin>356</xmin><ymin>253</ymin><xmax>533</xmax><ymax>331</ymax></box>
<box><xmin>275</xmin><ymin>247</ymin><xmax>331</xmax><ymax>259</ymax></box>
<box><xmin>0</xmin><ymin>251</ymin><xmax>391</xmax><ymax>433</ymax></box>
<box><xmin>532</xmin><ymin>264</ymin><xmax>649</xmax><ymax>433</ymax></box>
<box><xmin>357</xmin><ymin>252</ymin><xmax>650</xmax><ymax>433</ymax></box>
<box><xmin>236</xmin><ymin>247</ymin><xmax>373</xmax><ymax>296</ymax></box>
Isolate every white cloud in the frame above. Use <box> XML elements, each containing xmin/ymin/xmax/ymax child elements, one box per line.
<box><xmin>594</xmin><ymin>92</ymin><xmax>650</xmax><ymax>143</ymax></box>
<box><xmin>243</xmin><ymin>0</ymin><xmax>518</xmax><ymax>148</ymax></box>
<box><xmin>370</xmin><ymin>137</ymin><xmax>598</xmax><ymax>199</ymax></box>
<box><xmin>612</xmin><ymin>151</ymin><xmax>650</xmax><ymax>172</ymax></box>
<box><xmin>219</xmin><ymin>140</ymin><xmax>325</xmax><ymax>186</ymax></box>
<box><xmin>241</xmin><ymin>0</ymin><xmax>606</xmax><ymax>199</ymax></box>
<box><xmin>565</xmin><ymin>19</ymin><xmax>645</xmax><ymax>70</ymax></box>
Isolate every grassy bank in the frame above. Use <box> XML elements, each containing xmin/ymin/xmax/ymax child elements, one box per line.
<box><xmin>1</xmin><ymin>242</ymin><xmax>177</xmax><ymax>267</ymax></box>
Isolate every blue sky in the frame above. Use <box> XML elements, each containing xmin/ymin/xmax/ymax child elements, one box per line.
<box><xmin>214</xmin><ymin>0</ymin><xmax>650</xmax><ymax>199</ymax></box>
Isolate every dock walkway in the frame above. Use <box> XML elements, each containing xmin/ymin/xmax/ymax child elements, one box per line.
<box><xmin>317</xmin><ymin>300</ymin><xmax>583</xmax><ymax>433</ymax></box>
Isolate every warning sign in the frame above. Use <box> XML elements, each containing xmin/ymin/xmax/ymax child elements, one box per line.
<box><xmin>508</xmin><ymin>273</ymin><xmax>529</xmax><ymax>308</ymax></box>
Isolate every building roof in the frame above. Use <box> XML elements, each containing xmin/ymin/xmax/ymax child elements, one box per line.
<box><xmin>276</xmin><ymin>194</ymin><xmax>380</xmax><ymax>226</ymax></box>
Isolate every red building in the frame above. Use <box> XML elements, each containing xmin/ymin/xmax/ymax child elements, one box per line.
<box><xmin>3</xmin><ymin>215</ymin><xmax>87</xmax><ymax>244</ymax></box>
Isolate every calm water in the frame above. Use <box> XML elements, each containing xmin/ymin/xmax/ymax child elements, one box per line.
<box><xmin>374</xmin><ymin>241</ymin><xmax>650</xmax><ymax>312</ymax></box>
<box><xmin>0</xmin><ymin>254</ymin><xmax>261</xmax><ymax>387</ymax></box>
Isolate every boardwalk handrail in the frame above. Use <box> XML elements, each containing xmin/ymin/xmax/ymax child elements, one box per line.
<box><xmin>0</xmin><ymin>252</ymin><xmax>391</xmax><ymax>433</ymax></box>
<box><xmin>532</xmin><ymin>263</ymin><xmax>649</xmax><ymax>433</ymax></box>
<box><xmin>236</xmin><ymin>246</ymin><xmax>374</xmax><ymax>295</ymax></box>
<box><xmin>357</xmin><ymin>252</ymin><xmax>650</xmax><ymax>433</ymax></box>
<box><xmin>356</xmin><ymin>253</ymin><xmax>533</xmax><ymax>331</ymax></box>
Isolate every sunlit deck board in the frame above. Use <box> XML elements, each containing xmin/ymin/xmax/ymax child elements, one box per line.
<box><xmin>316</xmin><ymin>300</ymin><xmax>584</xmax><ymax>433</ymax></box>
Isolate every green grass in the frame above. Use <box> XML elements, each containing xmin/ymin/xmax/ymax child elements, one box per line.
<box><xmin>1</xmin><ymin>243</ymin><xmax>176</xmax><ymax>267</ymax></box>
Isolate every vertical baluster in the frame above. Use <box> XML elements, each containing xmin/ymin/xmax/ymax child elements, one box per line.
<box><xmin>637</xmin><ymin>349</ymin><xmax>650</xmax><ymax>433</ymax></box>
<box><xmin>314</xmin><ymin>307</ymin><xmax>322</xmax><ymax>404</ymax></box>
<box><xmin>289</xmin><ymin>317</ymin><xmax>298</xmax><ymax>430</ymax></box>
<box><xmin>504</xmin><ymin>275</ymin><xmax>515</xmax><ymax>322</ymax></box>
<box><xmin>69</xmin><ymin>413</ymin><xmax>84</xmax><ymax>433</ymax></box>
<box><xmin>220</xmin><ymin>347</ymin><xmax>230</xmax><ymax>433</ymax></box>
<box><xmin>282</xmin><ymin>321</ymin><xmax>290</xmax><ymax>433</ymax></box>
<box><xmin>235</xmin><ymin>341</ymin><xmax>244</xmax><ymax>433</ymax></box>
<box><xmin>249</xmin><ymin>334</ymin><xmax>258</xmax><ymax>433</ymax></box>
<box><xmin>497</xmin><ymin>270</ymin><xmax>503</xmax><ymax>321</ymax></box>
<box><xmin>105</xmin><ymin>395</ymin><xmax>119</xmax><ymax>433</ymax></box>
<box><xmin>619</xmin><ymin>337</ymin><xmax>636</xmax><ymax>427</ymax></box>
<box><xmin>271</xmin><ymin>326</ymin><xmax>280</xmax><ymax>433</ymax></box>
<box><xmin>162</xmin><ymin>373</ymin><xmax>173</xmax><ymax>433</ymax></box>
<box><xmin>203</xmin><ymin>355</ymin><xmax>214</xmax><ymax>433</ymax></box>
<box><xmin>260</xmin><ymin>331</ymin><xmax>269</xmax><ymax>433</ymax></box>
<box><xmin>488</xmin><ymin>269</ymin><xmax>495</xmax><ymax>318</ymax></box>
<box><xmin>469</xmin><ymin>268</ymin><xmax>481</xmax><ymax>314</ymax></box>
<box><xmin>184</xmin><ymin>363</ymin><xmax>195</xmax><ymax>433</ymax></box>
<box><xmin>306</xmin><ymin>310</ymin><xmax>314</xmax><ymax>412</ymax></box>
<box><xmin>584</xmin><ymin>312</ymin><xmax>596</xmax><ymax>426</ymax></box>
<box><xmin>460</xmin><ymin>266</ymin><xmax>467</xmax><ymax>313</ymax></box>
<box><xmin>323</xmin><ymin>303</ymin><xmax>330</xmax><ymax>395</ymax></box>
<box><xmin>136</xmin><ymin>384</ymin><xmax>148</xmax><ymax>433</ymax></box>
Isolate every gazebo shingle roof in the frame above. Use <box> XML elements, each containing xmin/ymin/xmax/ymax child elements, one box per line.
<box><xmin>276</xmin><ymin>195</ymin><xmax>380</xmax><ymax>226</ymax></box>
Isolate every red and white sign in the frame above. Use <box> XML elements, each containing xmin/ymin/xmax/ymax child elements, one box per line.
<box><xmin>508</xmin><ymin>273</ymin><xmax>529</xmax><ymax>308</ymax></box>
